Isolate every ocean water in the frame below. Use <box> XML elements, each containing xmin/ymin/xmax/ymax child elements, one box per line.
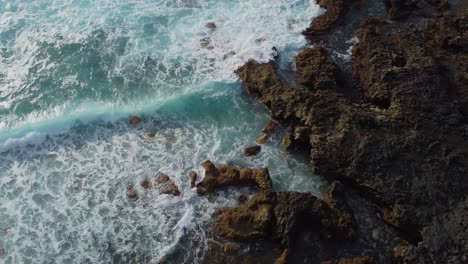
<box><xmin>0</xmin><ymin>0</ymin><xmax>323</xmax><ymax>263</ymax></box>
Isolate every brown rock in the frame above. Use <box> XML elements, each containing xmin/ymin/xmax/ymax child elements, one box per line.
<box><xmin>129</xmin><ymin>116</ymin><xmax>141</xmax><ymax>125</ymax></box>
<box><xmin>245</xmin><ymin>145</ymin><xmax>261</xmax><ymax>156</ymax></box>
<box><xmin>196</xmin><ymin>161</ymin><xmax>272</xmax><ymax>194</ymax></box>
<box><xmin>127</xmin><ymin>183</ymin><xmax>139</xmax><ymax>201</ymax></box>
<box><xmin>256</xmin><ymin>133</ymin><xmax>268</xmax><ymax>144</ymax></box>
<box><xmin>215</xmin><ymin>191</ymin><xmax>356</xmax><ymax>247</ymax></box>
<box><xmin>274</xmin><ymin>249</ymin><xmax>289</xmax><ymax>264</ymax></box>
<box><xmin>321</xmin><ymin>256</ymin><xmax>373</xmax><ymax>264</ymax></box>
<box><xmin>154</xmin><ymin>172</ymin><xmax>170</xmax><ymax>185</ymax></box>
<box><xmin>263</xmin><ymin>120</ymin><xmax>278</xmax><ymax>135</ymax></box>
<box><xmin>303</xmin><ymin>0</ymin><xmax>348</xmax><ymax>40</ymax></box>
<box><xmin>153</xmin><ymin>172</ymin><xmax>181</xmax><ymax>196</ymax></box>
<box><xmin>140</xmin><ymin>178</ymin><xmax>152</xmax><ymax>189</ymax></box>
<box><xmin>161</xmin><ymin>181</ymin><xmax>181</xmax><ymax>196</ymax></box>
<box><xmin>295</xmin><ymin>47</ymin><xmax>344</xmax><ymax>91</ymax></box>
<box><xmin>188</xmin><ymin>170</ymin><xmax>198</xmax><ymax>188</ymax></box>
<box><xmin>144</xmin><ymin>132</ymin><xmax>156</xmax><ymax>138</ymax></box>
<box><xmin>393</xmin><ymin>244</ymin><xmax>408</xmax><ymax>259</ymax></box>
<box><xmin>237</xmin><ymin>194</ymin><xmax>249</xmax><ymax>204</ymax></box>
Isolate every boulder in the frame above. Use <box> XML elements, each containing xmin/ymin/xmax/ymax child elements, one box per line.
<box><xmin>244</xmin><ymin>145</ymin><xmax>261</xmax><ymax>156</ymax></box>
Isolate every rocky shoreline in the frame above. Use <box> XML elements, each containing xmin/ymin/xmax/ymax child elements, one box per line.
<box><xmin>196</xmin><ymin>1</ymin><xmax>467</xmax><ymax>263</ymax></box>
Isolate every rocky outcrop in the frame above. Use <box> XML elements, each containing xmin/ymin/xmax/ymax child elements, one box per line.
<box><xmin>214</xmin><ymin>190</ymin><xmax>356</xmax><ymax>245</ymax></box>
<box><xmin>236</xmin><ymin>9</ymin><xmax>468</xmax><ymax>262</ymax></box>
<box><xmin>196</xmin><ymin>160</ymin><xmax>272</xmax><ymax>194</ymax></box>
<box><xmin>303</xmin><ymin>0</ymin><xmax>348</xmax><ymax>40</ymax></box>
<box><xmin>295</xmin><ymin>47</ymin><xmax>344</xmax><ymax>91</ymax></box>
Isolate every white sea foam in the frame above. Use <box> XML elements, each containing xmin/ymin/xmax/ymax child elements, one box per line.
<box><xmin>0</xmin><ymin>0</ymin><xmax>324</xmax><ymax>262</ymax></box>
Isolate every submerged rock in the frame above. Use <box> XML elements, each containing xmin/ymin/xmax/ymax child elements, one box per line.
<box><xmin>126</xmin><ymin>183</ymin><xmax>139</xmax><ymax>201</ymax></box>
<box><xmin>129</xmin><ymin>116</ymin><xmax>141</xmax><ymax>125</ymax></box>
<box><xmin>144</xmin><ymin>132</ymin><xmax>156</xmax><ymax>138</ymax></box>
<box><xmin>244</xmin><ymin>145</ymin><xmax>261</xmax><ymax>156</ymax></box>
<box><xmin>206</xmin><ymin>22</ymin><xmax>217</xmax><ymax>30</ymax></box>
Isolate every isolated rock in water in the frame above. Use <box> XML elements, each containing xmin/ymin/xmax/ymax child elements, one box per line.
<box><xmin>188</xmin><ymin>170</ymin><xmax>198</xmax><ymax>188</ymax></box>
<box><xmin>161</xmin><ymin>182</ymin><xmax>181</xmax><ymax>196</ymax></box>
<box><xmin>127</xmin><ymin>183</ymin><xmax>139</xmax><ymax>201</ymax></box>
<box><xmin>154</xmin><ymin>172</ymin><xmax>180</xmax><ymax>196</ymax></box>
<box><xmin>129</xmin><ymin>116</ymin><xmax>141</xmax><ymax>125</ymax></box>
<box><xmin>237</xmin><ymin>194</ymin><xmax>249</xmax><ymax>204</ymax></box>
<box><xmin>206</xmin><ymin>22</ymin><xmax>217</xmax><ymax>30</ymax></box>
<box><xmin>200</xmin><ymin>37</ymin><xmax>213</xmax><ymax>49</ymax></box>
<box><xmin>144</xmin><ymin>132</ymin><xmax>156</xmax><ymax>138</ymax></box>
<box><xmin>196</xmin><ymin>160</ymin><xmax>272</xmax><ymax>194</ymax></box>
<box><xmin>244</xmin><ymin>145</ymin><xmax>261</xmax><ymax>156</ymax></box>
<box><xmin>140</xmin><ymin>178</ymin><xmax>152</xmax><ymax>190</ymax></box>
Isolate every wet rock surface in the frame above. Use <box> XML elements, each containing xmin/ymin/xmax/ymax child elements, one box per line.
<box><xmin>231</xmin><ymin>3</ymin><xmax>468</xmax><ymax>263</ymax></box>
<box><xmin>196</xmin><ymin>160</ymin><xmax>272</xmax><ymax>194</ymax></box>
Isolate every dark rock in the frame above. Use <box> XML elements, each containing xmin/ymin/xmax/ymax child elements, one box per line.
<box><xmin>160</xmin><ymin>181</ymin><xmax>181</xmax><ymax>196</ymax></box>
<box><xmin>262</xmin><ymin>120</ymin><xmax>278</xmax><ymax>135</ymax></box>
<box><xmin>321</xmin><ymin>256</ymin><xmax>373</xmax><ymax>264</ymax></box>
<box><xmin>206</xmin><ymin>22</ymin><xmax>217</xmax><ymax>30</ymax></box>
<box><xmin>295</xmin><ymin>47</ymin><xmax>344</xmax><ymax>91</ymax></box>
<box><xmin>237</xmin><ymin>194</ymin><xmax>249</xmax><ymax>204</ymax></box>
<box><xmin>129</xmin><ymin>116</ymin><xmax>141</xmax><ymax>125</ymax></box>
<box><xmin>127</xmin><ymin>183</ymin><xmax>139</xmax><ymax>201</ymax></box>
<box><xmin>214</xmin><ymin>190</ymin><xmax>356</xmax><ymax>246</ymax></box>
<box><xmin>154</xmin><ymin>172</ymin><xmax>170</xmax><ymax>185</ymax></box>
<box><xmin>154</xmin><ymin>172</ymin><xmax>180</xmax><ymax>196</ymax></box>
<box><xmin>237</xmin><ymin>9</ymin><xmax>468</xmax><ymax>262</ymax></box>
<box><xmin>140</xmin><ymin>178</ymin><xmax>152</xmax><ymax>190</ymax></box>
<box><xmin>189</xmin><ymin>170</ymin><xmax>198</xmax><ymax>188</ymax></box>
<box><xmin>303</xmin><ymin>0</ymin><xmax>348</xmax><ymax>39</ymax></box>
<box><xmin>245</xmin><ymin>145</ymin><xmax>261</xmax><ymax>156</ymax></box>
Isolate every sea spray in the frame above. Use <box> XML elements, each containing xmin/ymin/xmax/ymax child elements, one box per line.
<box><xmin>0</xmin><ymin>0</ymin><xmax>323</xmax><ymax>262</ymax></box>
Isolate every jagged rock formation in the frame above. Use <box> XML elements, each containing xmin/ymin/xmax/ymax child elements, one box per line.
<box><xmin>235</xmin><ymin>7</ymin><xmax>468</xmax><ymax>263</ymax></box>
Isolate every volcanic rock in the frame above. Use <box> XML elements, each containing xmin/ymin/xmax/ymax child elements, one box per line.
<box><xmin>245</xmin><ymin>145</ymin><xmax>261</xmax><ymax>156</ymax></box>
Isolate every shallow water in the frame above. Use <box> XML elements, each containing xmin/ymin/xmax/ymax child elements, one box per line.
<box><xmin>0</xmin><ymin>0</ymin><xmax>323</xmax><ymax>262</ymax></box>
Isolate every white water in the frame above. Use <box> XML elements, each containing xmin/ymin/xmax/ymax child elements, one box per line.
<box><xmin>0</xmin><ymin>0</ymin><xmax>324</xmax><ymax>263</ymax></box>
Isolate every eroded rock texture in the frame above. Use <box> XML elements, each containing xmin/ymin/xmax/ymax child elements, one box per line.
<box><xmin>236</xmin><ymin>9</ymin><xmax>468</xmax><ymax>263</ymax></box>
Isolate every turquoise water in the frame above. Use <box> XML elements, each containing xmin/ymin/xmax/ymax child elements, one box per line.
<box><xmin>0</xmin><ymin>0</ymin><xmax>323</xmax><ymax>263</ymax></box>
